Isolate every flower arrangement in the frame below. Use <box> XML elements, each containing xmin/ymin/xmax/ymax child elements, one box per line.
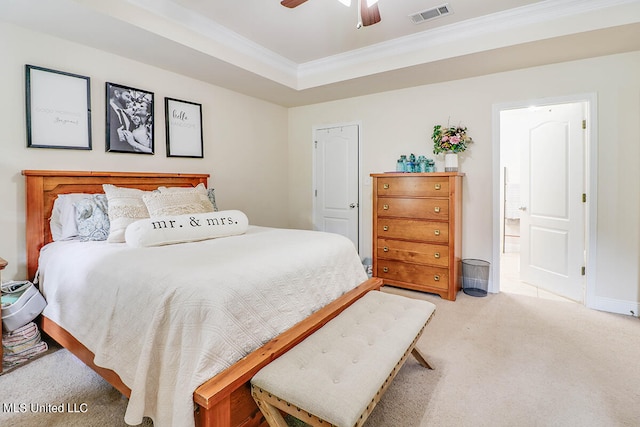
<box><xmin>432</xmin><ymin>124</ymin><xmax>473</xmax><ymax>154</ymax></box>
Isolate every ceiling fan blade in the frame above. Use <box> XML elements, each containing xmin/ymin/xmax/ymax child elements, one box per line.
<box><xmin>361</xmin><ymin>2</ymin><xmax>381</xmax><ymax>26</ymax></box>
<box><xmin>281</xmin><ymin>0</ymin><xmax>308</xmax><ymax>8</ymax></box>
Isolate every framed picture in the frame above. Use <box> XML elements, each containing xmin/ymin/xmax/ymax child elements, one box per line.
<box><xmin>106</xmin><ymin>82</ymin><xmax>154</xmax><ymax>154</ymax></box>
<box><xmin>165</xmin><ymin>97</ymin><xmax>203</xmax><ymax>158</ymax></box>
<box><xmin>25</xmin><ymin>65</ymin><xmax>92</xmax><ymax>150</ymax></box>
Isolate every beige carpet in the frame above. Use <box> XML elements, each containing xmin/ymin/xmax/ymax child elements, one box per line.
<box><xmin>1</xmin><ymin>289</ymin><xmax>638</xmax><ymax>427</ymax></box>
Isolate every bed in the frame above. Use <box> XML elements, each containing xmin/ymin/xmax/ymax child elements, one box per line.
<box><xmin>23</xmin><ymin>170</ymin><xmax>381</xmax><ymax>427</ymax></box>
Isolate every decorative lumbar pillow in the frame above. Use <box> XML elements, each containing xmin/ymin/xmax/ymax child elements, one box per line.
<box><xmin>125</xmin><ymin>210</ymin><xmax>249</xmax><ymax>247</ymax></box>
<box><xmin>142</xmin><ymin>191</ymin><xmax>214</xmax><ymax>217</ymax></box>
<box><xmin>102</xmin><ymin>184</ymin><xmax>151</xmax><ymax>243</ymax></box>
<box><xmin>74</xmin><ymin>194</ymin><xmax>110</xmax><ymax>241</ymax></box>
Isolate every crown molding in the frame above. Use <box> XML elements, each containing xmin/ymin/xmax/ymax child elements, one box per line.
<box><xmin>123</xmin><ymin>0</ymin><xmax>640</xmax><ymax>90</ymax></box>
<box><xmin>296</xmin><ymin>0</ymin><xmax>640</xmax><ymax>88</ymax></box>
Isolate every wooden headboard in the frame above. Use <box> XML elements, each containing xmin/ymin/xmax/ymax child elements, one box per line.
<box><xmin>22</xmin><ymin>170</ymin><xmax>210</xmax><ymax>280</ymax></box>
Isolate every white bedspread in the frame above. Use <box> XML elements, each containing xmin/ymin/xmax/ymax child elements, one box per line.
<box><xmin>37</xmin><ymin>226</ymin><xmax>367</xmax><ymax>427</ymax></box>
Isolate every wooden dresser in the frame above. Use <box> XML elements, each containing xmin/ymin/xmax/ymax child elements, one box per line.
<box><xmin>371</xmin><ymin>173</ymin><xmax>463</xmax><ymax>301</ymax></box>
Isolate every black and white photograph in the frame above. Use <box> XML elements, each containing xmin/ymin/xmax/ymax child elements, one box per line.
<box><xmin>25</xmin><ymin>65</ymin><xmax>92</xmax><ymax>150</ymax></box>
<box><xmin>165</xmin><ymin>97</ymin><xmax>204</xmax><ymax>158</ymax></box>
<box><xmin>106</xmin><ymin>82</ymin><xmax>154</xmax><ymax>154</ymax></box>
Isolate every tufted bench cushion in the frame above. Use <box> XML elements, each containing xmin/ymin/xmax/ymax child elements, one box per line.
<box><xmin>251</xmin><ymin>290</ymin><xmax>436</xmax><ymax>427</ymax></box>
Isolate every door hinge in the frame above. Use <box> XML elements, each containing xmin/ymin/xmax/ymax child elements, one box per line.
<box><xmin>581</xmin><ymin>266</ymin><xmax>586</xmax><ymax>276</ymax></box>
<box><xmin>314</xmin><ymin>189</ymin><xmax>317</xmax><ymax>197</ymax></box>
<box><xmin>314</xmin><ymin>141</ymin><xmax>318</xmax><ymax>148</ymax></box>
<box><xmin>582</xmin><ymin>119</ymin><xmax>586</xmax><ymax>129</ymax></box>
<box><xmin>582</xmin><ymin>193</ymin><xmax>586</xmax><ymax>203</ymax></box>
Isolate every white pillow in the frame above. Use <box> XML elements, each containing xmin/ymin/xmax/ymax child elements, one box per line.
<box><xmin>102</xmin><ymin>184</ymin><xmax>151</xmax><ymax>243</ymax></box>
<box><xmin>50</xmin><ymin>193</ymin><xmax>94</xmax><ymax>241</ymax></box>
<box><xmin>142</xmin><ymin>191</ymin><xmax>214</xmax><ymax>217</ymax></box>
<box><xmin>125</xmin><ymin>210</ymin><xmax>249</xmax><ymax>247</ymax></box>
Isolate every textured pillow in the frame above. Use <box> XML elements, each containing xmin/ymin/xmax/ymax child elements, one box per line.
<box><xmin>74</xmin><ymin>194</ymin><xmax>110</xmax><ymax>241</ymax></box>
<box><xmin>50</xmin><ymin>193</ymin><xmax>94</xmax><ymax>240</ymax></box>
<box><xmin>157</xmin><ymin>183</ymin><xmax>218</xmax><ymax>211</ymax></box>
<box><xmin>102</xmin><ymin>184</ymin><xmax>151</xmax><ymax>243</ymax></box>
<box><xmin>157</xmin><ymin>183</ymin><xmax>207</xmax><ymax>195</ymax></box>
<box><xmin>125</xmin><ymin>210</ymin><xmax>249</xmax><ymax>247</ymax></box>
<box><xmin>142</xmin><ymin>191</ymin><xmax>214</xmax><ymax>217</ymax></box>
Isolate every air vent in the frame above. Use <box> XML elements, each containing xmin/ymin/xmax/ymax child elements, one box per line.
<box><xmin>409</xmin><ymin>3</ymin><xmax>452</xmax><ymax>24</ymax></box>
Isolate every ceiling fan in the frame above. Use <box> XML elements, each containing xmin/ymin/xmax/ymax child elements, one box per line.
<box><xmin>280</xmin><ymin>0</ymin><xmax>381</xmax><ymax>28</ymax></box>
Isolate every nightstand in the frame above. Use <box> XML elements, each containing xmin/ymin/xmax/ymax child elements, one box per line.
<box><xmin>0</xmin><ymin>257</ymin><xmax>7</xmax><ymax>373</ymax></box>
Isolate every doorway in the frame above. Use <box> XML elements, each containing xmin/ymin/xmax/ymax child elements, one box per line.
<box><xmin>494</xmin><ymin>95</ymin><xmax>597</xmax><ymax>305</ymax></box>
<box><xmin>312</xmin><ymin>124</ymin><xmax>360</xmax><ymax>252</ymax></box>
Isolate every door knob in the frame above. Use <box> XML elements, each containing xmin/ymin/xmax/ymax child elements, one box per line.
<box><xmin>518</xmin><ymin>206</ymin><xmax>527</xmax><ymax>211</ymax></box>
<box><xmin>349</xmin><ymin>203</ymin><xmax>358</xmax><ymax>209</ymax></box>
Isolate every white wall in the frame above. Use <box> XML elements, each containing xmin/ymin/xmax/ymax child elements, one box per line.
<box><xmin>0</xmin><ymin>23</ymin><xmax>289</xmax><ymax>280</ymax></box>
<box><xmin>288</xmin><ymin>51</ymin><xmax>640</xmax><ymax>313</ymax></box>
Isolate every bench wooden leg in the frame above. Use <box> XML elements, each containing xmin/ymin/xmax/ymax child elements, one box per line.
<box><xmin>252</xmin><ymin>388</ymin><xmax>289</xmax><ymax>427</ymax></box>
<box><xmin>411</xmin><ymin>347</ymin><xmax>434</xmax><ymax>370</ymax></box>
<box><xmin>252</xmin><ymin>385</ymin><xmax>333</xmax><ymax>427</ymax></box>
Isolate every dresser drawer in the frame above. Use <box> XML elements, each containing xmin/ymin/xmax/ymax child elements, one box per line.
<box><xmin>376</xmin><ymin>260</ymin><xmax>449</xmax><ymax>291</ymax></box>
<box><xmin>377</xmin><ymin>176</ymin><xmax>449</xmax><ymax>197</ymax></box>
<box><xmin>377</xmin><ymin>239</ymin><xmax>449</xmax><ymax>267</ymax></box>
<box><xmin>376</xmin><ymin>218</ymin><xmax>449</xmax><ymax>243</ymax></box>
<box><xmin>377</xmin><ymin>197</ymin><xmax>449</xmax><ymax>220</ymax></box>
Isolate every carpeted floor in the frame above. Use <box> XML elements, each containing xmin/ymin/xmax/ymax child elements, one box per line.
<box><xmin>1</xmin><ymin>289</ymin><xmax>638</xmax><ymax>427</ymax></box>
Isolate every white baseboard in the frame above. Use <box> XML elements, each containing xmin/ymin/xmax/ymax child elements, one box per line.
<box><xmin>587</xmin><ymin>295</ymin><xmax>640</xmax><ymax>317</ymax></box>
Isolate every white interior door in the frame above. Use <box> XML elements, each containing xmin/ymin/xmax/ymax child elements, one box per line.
<box><xmin>519</xmin><ymin>103</ymin><xmax>586</xmax><ymax>302</ymax></box>
<box><xmin>313</xmin><ymin>125</ymin><xmax>359</xmax><ymax>251</ymax></box>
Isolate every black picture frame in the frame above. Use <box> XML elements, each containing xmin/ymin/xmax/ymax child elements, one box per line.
<box><xmin>165</xmin><ymin>97</ymin><xmax>204</xmax><ymax>158</ymax></box>
<box><xmin>106</xmin><ymin>82</ymin><xmax>154</xmax><ymax>154</ymax></box>
<box><xmin>25</xmin><ymin>65</ymin><xmax>92</xmax><ymax>150</ymax></box>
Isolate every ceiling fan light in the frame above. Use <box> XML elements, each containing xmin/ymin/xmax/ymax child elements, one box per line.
<box><xmin>338</xmin><ymin>0</ymin><xmax>351</xmax><ymax>6</ymax></box>
<box><xmin>366</xmin><ymin>0</ymin><xmax>379</xmax><ymax>6</ymax></box>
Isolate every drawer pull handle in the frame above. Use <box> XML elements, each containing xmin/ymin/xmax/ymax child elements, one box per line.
<box><xmin>383</xmin><ymin>204</ymin><xmax>389</xmax><ymax>210</ymax></box>
<box><xmin>434</xmin><ymin>252</ymin><xmax>440</xmax><ymax>259</ymax></box>
<box><xmin>383</xmin><ymin>246</ymin><xmax>389</xmax><ymax>252</ymax></box>
<box><xmin>383</xmin><ymin>183</ymin><xmax>389</xmax><ymax>189</ymax></box>
<box><xmin>383</xmin><ymin>267</ymin><xmax>389</xmax><ymax>273</ymax></box>
<box><xmin>434</xmin><ymin>207</ymin><xmax>440</xmax><ymax>213</ymax></box>
<box><xmin>435</xmin><ymin>184</ymin><xmax>441</xmax><ymax>190</ymax></box>
<box><xmin>434</xmin><ymin>230</ymin><xmax>440</xmax><ymax>236</ymax></box>
<box><xmin>383</xmin><ymin>226</ymin><xmax>389</xmax><ymax>231</ymax></box>
<box><xmin>434</xmin><ymin>275</ymin><xmax>440</xmax><ymax>281</ymax></box>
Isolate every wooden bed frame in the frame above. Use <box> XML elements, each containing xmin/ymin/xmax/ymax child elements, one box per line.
<box><xmin>22</xmin><ymin>170</ymin><xmax>381</xmax><ymax>427</ymax></box>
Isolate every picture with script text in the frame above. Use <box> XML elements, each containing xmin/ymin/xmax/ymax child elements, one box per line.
<box><xmin>165</xmin><ymin>97</ymin><xmax>203</xmax><ymax>158</ymax></box>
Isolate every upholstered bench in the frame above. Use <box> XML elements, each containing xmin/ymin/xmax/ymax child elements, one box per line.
<box><xmin>251</xmin><ymin>290</ymin><xmax>436</xmax><ymax>427</ymax></box>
